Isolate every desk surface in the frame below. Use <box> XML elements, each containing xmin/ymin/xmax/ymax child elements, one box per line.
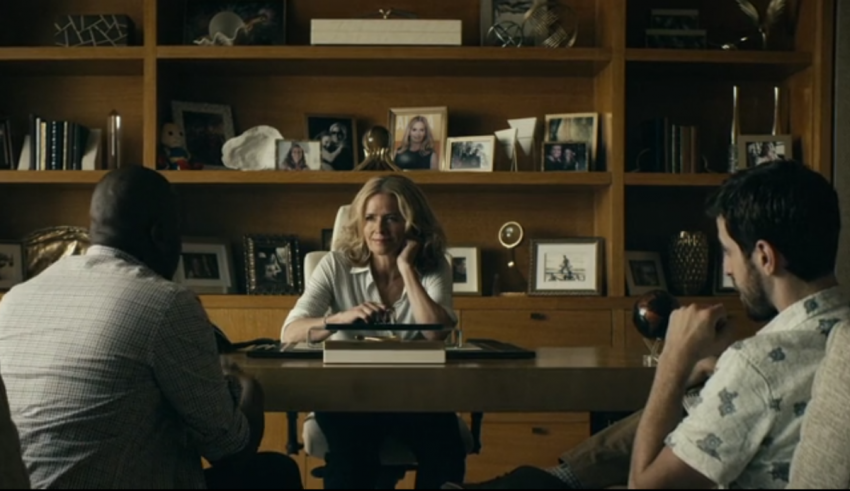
<box><xmin>239</xmin><ymin>347</ymin><xmax>655</xmax><ymax>413</ymax></box>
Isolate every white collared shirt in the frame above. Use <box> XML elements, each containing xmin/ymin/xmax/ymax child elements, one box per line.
<box><xmin>282</xmin><ymin>251</ymin><xmax>457</xmax><ymax>341</ymax></box>
<box><xmin>666</xmin><ymin>286</ymin><xmax>850</xmax><ymax>489</ymax></box>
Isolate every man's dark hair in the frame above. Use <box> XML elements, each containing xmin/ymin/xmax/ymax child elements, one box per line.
<box><xmin>706</xmin><ymin>160</ymin><xmax>840</xmax><ymax>281</ymax></box>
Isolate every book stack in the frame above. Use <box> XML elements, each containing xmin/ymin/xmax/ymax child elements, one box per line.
<box><xmin>639</xmin><ymin>118</ymin><xmax>701</xmax><ymax>173</ymax></box>
<box><xmin>18</xmin><ymin>115</ymin><xmax>101</xmax><ymax>171</ymax></box>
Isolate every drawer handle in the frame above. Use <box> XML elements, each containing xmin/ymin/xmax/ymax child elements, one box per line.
<box><xmin>530</xmin><ymin>312</ymin><xmax>547</xmax><ymax>321</ymax></box>
<box><xmin>531</xmin><ymin>426</ymin><xmax>550</xmax><ymax>436</ymax></box>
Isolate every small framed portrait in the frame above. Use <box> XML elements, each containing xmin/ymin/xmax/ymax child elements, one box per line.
<box><xmin>183</xmin><ymin>0</ymin><xmax>286</xmax><ymax>46</ymax></box>
<box><xmin>276</xmin><ymin>140</ymin><xmax>321</xmax><ymax>171</ymax></box>
<box><xmin>0</xmin><ymin>118</ymin><xmax>13</xmax><ymax>170</ymax></box>
<box><xmin>388</xmin><ymin>106</ymin><xmax>448</xmax><ymax>171</ymax></box>
<box><xmin>625</xmin><ymin>251</ymin><xmax>668</xmax><ymax>296</ymax></box>
<box><xmin>173</xmin><ymin>239</ymin><xmax>234</xmax><ymax>294</ymax></box>
<box><xmin>171</xmin><ymin>100</ymin><xmax>235</xmax><ymax>168</ymax></box>
<box><xmin>714</xmin><ymin>250</ymin><xmax>736</xmax><ymax>294</ymax></box>
<box><xmin>444</xmin><ymin>136</ymin><xmax>496</xmax><ymax>172</ymax></box>
<box><xmin>305</xmin><ymin>114</ymin><xmax>358</xmax><ymax>171</ymax></box>
<box><xmin>544</xmin><ymin>112</ymin><xmax>598</xmax><ymax>166</ymax></box>
<box><xmin>480</xmin><ymin>0</ymin><xmax>536</xmax><ymax>46</ymax></box>
<box><xmin>529</xmin><ymin>238</ymin><xmax>604</xmax><ymax>296</ymax></box>
<box><xmin>737</xmin><ymin>134</ymin><xmax>792</xmax><ymax>170</ymax></box>
<box><xmin>542</xmin><ymin>141</ymin><xmax>589</xmax><ymax>172</ymax></box>
<box><xmin>244</xmin><ymin>235</ymin><xmax>302</xmax><ymax>295</ymax></box>
<box><xmin>0</xmin><ymin>242</ymin><xmax>25</xmax><ymax>291</ymax></box>
<box><xmin>447</xmin><ymin>246</ymin><xmax>481</xmax><ymax>295</ymax></box>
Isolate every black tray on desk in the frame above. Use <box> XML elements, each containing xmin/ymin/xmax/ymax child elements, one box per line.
<box><xmin>245</xmin><ymin>338</ymin><xmax>536</xmax><ymax>360</ymax></box>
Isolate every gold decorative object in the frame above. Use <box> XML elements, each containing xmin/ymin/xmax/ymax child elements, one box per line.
<box><xmin>523</xmin><ymin>0</ymin><xmax>578</xmax><ymax>48</ymax></box>
<box><xmin>353</xmin><ymin>126</ymin><xmax>401</xmax><ymax>172</ymax></box>
<box><xmin>23</xmin><ymin>226</ymin><xmax>91</xmax><ymax>279</ymax></box>
<box><xmin>734</xmin><ymin>0</ymin><xmax>786</xmax><ymax>49</ymax></box>
<box><xmin>667</xmin><ymin>231</ymin><xmax>710</xmax><ymax>296</ymax></box>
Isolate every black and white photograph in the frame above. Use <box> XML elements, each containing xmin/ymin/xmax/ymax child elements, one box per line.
<box><xmin>625</xmin><ymin>251</ymin><xmax>668</xmax><ymax>295</ymax></box>
<box><xmin>738</xmin><ymin>134</ymin><xmax>792</xmax><ymax>170</ymax></box>
<box><xmin>544</xmin><ymin>112</ymin><xmax>598</xmax><ymax>166</ymax></box>
<box><xmin>542</xmin><ymin>141</ymin><xmax>589</xmax><ymax>172</ymax></box>
<box><xmin>389</xmin><ymin>107</ymin><xmax>448</xmax><ymax>171</ymax></box>
<box><xmin>183</xmin><ymin>0</ymin><xmax>286</xmax><ymax>46</ymax></box>
<box><xmin>530</xmin><ymin>238</ymin><xmax>604</xmax><ymax>296</ymax></box>
<box><xmin>172</xmin><ymin>101</ymin><xmax>235</xmax><ymax>168</ymax></box>
<box><xmin>480</xmin><ymin>0</ymin><xmax>536</xmax><ymax>46</ymax></box>
<box><xmin>244</xmin><ymin>235</ymin><xmax>302</xmax><ymax>295</ymax></box>
<box><xmin>0</xmin><ymin>242</ymin><xmax>24</xmax><ymax>291</ymax></box>
<box><xmin>305</xmin><ymin>114</ymin><xmax>357</xmax><ymax>171</ymax></box>
<box><xmin>447</xmin><ymin>246</ymin><xmax>481</xmax><ymax>295</ymax></box>
<box><xmin>276</xmin><ymin>140</ymin><xmax>321</xmax><ymax>171</ymax></box>
<box><xmin>444</xmin><ymin>136</ymin><xmax>496</xmax><ymax>172</ymax></box>
<box><xmin>173</xmin><ymin>240</ymin><xmax>233</xmax><ymax>294</ymax></box>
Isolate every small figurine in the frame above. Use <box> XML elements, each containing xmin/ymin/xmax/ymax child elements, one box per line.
<box><xmin>159</xmin><ymin>123</ymin><xmax>201</xmax><ymax>170</ymax></box>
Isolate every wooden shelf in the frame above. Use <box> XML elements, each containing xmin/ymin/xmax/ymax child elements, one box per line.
<box><xmin>624</xmin><ymin>173</ymin><xmax>731</xmax><ymax>187</ymax></box>
<box><xmin>0</xmin><ymin>47</ymin><xmax>145</xmax><ymax>75</ymax></box>
<box><xmin>0</xmin><ymin>170</ymin><xmax>107</xmax><ymax>184</ymax></box>
<box><xmin>156</xmin><ymin>46</ymin><xmax>612</xmax><ymax>77</ymax></box>
<box><xmin>626</xmin><ymin>49</ymin><xmax>812</xmax><ymax>78</ymax></box>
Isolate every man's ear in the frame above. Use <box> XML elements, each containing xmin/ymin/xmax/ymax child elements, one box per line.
<box><xmin>753</xmin><ymin>239</ymin><xmax>781</xmax><ymax>276</ymax></box>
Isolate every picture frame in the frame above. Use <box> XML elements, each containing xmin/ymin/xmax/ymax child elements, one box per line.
<box><xmin>624</xmin><ymin>251</ymin><xmax>668</xmax><ymax>296</ymax></box>
<box><xmin>276</xmin><ymin>140</ymin><xmax>322</xmax><ymax>171</ymax></box>
<box><xmin>714</xmin><ymin>250</ymin><xmax>736</xmax><ymax>294</ymax></box>
<box><xmin>183</xmin><ymin>0</ymin><xmax>287</xmax><ymax>46</ymax></box>
<box><xmin>480</xmin><ymin>0</ymin><xmax>536</xmax><ymax>46</ymax></box>
<box><xmin>447</xmin><ymin>246</ymin><xmax>482</xmax><ymax>295</ymax></box>
<box><xmin>0</xmin><ymin>118</ymin><xmax>12</xmax><ymax>170</ymax></box>
<box><xmin>173</xmin><ymin>238</ymin><xmax>234</xmax><ymax>294</ymax></box>
<box><xmin>544</xmin><ymin>112</ymin><xmax>599</xmax><ymax>167</ymax></box>
<box><xmin>388</xmin><ymin>106</ymin><xmax>448</xmax><ymax>171</ymax></box>
<box><xmin>529</xmin><ymin>238</ymin><xmax>604</xmax><ymax>296</ymax></box>
<box><xmin>0</xmin><ymin>242</ymin><xmax>25</xmax><ymax>291</ymax></box>
<box><xmin>244</xmin><ymin>234</ymin><xmax>302</xmax><ymax>295</ymax></box>
<box><xmin>304</xmin><ymin>114</ymin><xmax>358</xmax><ymax>171</ymax></box>
<box><xmin>541</xmin><ymin>141</ymin><xmax>589</xmax><ymax>172</ymax></box>
<box><xmin>171</xmin><ymin>100</ymin><xmax>235</xmax><ymax>168</ymax></box>
<box><xmin>737</xmin><ymin>134</ymin><xmax>792</xmax><ymax>170</ymax></box>
<box><xmin>444</xmin><ymin>136</ymin><xmax>496</xmax><ymax>172</ymax></box>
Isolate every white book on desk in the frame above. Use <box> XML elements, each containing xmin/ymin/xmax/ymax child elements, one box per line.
<box><xmin>323</xmin><ymin>340</ymin><xmax>446</xmax><ymax>364</ymax></box>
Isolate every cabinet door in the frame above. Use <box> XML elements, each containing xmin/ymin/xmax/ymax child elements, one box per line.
<box><xmin>461</xmin><ymin>309</ymin><xmax>613</xmax><ymax>348</ymax></box>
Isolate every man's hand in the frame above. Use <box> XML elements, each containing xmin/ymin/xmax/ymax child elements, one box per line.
<box><xmin>663</xmin><ymin>303</ymin><xmax>731</xmax><ymax>366</ymax></box>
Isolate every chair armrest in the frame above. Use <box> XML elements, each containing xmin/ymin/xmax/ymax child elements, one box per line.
<box><xmin>285</xmin><ymin>411</ymin><xmax>303</xmax><ymax>455</ymax></box>
<box><xmin>470</xmin><ymin>412</ymin><xmax>484</xmax><ymax>454</ymax></box>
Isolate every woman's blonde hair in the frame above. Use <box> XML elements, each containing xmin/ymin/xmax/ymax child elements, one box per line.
<box><xmin>397</xmin><ymin>116</ymin><xmax>435</xmax><ymax>156</ymax></box>
<box><xmin>337</xmin><ymin>175</ymin><xmax>447</xmax><ymax>274</ymax></box>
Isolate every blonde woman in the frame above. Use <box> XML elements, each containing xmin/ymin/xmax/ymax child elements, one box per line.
<box><xmin>393</xmin><ymin>116</ymin><xmax>439</xmax><ymax>170</ymax></box>
<box><xmin>281</xmin><ymin>175</ymin><xmax>465</xmax><ymax>489</ymax></box>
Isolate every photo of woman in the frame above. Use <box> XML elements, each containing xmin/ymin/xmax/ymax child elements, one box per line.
<box><xmin>390</xmin><ymin>107</ymin><xmax>447</xmax><ymax>171</ymax></box>
<box><xmin>276</xmin><ymin>140</ymin><xmax>321</xmax><ymax>171</ymax></box>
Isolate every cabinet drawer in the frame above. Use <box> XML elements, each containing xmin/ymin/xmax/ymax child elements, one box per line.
<box><xmin>460</xmin><ymin>310</ymin><xmax>613</xmax><ymax>348</ymax></box>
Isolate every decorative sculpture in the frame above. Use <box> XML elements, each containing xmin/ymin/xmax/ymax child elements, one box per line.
<box><xmin>353</xmin><ymin>126</ymin><xmax>401</xmax><ymax>171</ymax></box>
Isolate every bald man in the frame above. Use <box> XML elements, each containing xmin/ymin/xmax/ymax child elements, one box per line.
<box><xmin>0</xmin><ymin>167</ymin><xmax>301</xmax><ymax>489</ymax></box>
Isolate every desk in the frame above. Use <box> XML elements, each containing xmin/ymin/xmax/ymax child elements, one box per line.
<box><xmin>239</xmin><ymin>347</ymin><xmax>655</xmax><ymax>413</ymax></box>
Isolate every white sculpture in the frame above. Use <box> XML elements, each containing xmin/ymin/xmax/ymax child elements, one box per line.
<box><xmin>222</xmin><ymin>125</ymin><xmax>282</xmax><ymax>171</ymax></box>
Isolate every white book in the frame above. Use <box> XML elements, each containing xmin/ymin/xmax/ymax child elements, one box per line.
<box><xmin>322</xmin><ymin>340</ymin><xmax>446</xmax><ymax>364</ymax></box>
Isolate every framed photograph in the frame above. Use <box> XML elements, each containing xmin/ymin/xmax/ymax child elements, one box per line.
<box><xmin>0</xmin><ymin>118</ymin><xmax>12</xmax><ymax>170</ymax></box>
<box><xmin>171</xmin><ymin>101</ymin><xmax>235</xmax><ymax>168</ymax></box>
<box><xmin>542</xmin><ymin>141</ymin><xmax>589</xmax><ymax>172</ymax></box>
<box><xmin>529</xmin><ymin>238</ymin><xmax>604</xmax><ymax>296</ymax></box>
<box><xmin>625</xmin><ymin>251</ymin><xmax>668</xmax><ymax>296</ymax></box>
<box><xmin>447</xmin><ymin>246</ymin><xmax>481</xmax><ymax>295</ymax></box>
<box><xmin>183</xmin><ymin>0</ymin><xmax>286</xmax><ymax>46</ymax></box>
<box><xmin>276</xmin><ymin>140</ymin><xmax>322</xmax><ymax>171</ymax></box>
<box><xmin>737</xmin><ymin>134</ymin><xmax>792</xmax><ymax>170</ymax></box>
<box><xmin>444</xmin><ymin>136</ymin><xmax>496</xmax><ymax>172</ymax></box>
<box><xmin>388</xmin><ymin>106</ymin><xmax>448</xmax><ymax>171</ymax></box>
<box><xmin>244</xmin><ymin>235</ymin><xmax>302</xmax><ymax>295</ymax></box>
<box><xmin>173</xmin><ymin>239</ymin><xmax>234</xmax><ymax>294</ymax></box>
<box><xmin>305</xmin><ymin>114</ymin><xmax>358</xmax><ymax>171</ymax></box>
<box><xmin>544</xmin><ymin>112</ymin><xmax>599</xmax><ymax>167</ymax></box>
<box><xmin>480</xmin><ymin>0</ymin><xmax>536</xmax><ymax>46</ymax></box>
<box><xmin>0</xmin><ymin>242</ymin><xmax>25</xmax><ymax>291</ymax></box>
<box><xmin>714</xmin><ymin>250</ymin><xmax>736</xmax><ymax>294</ymax></box>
